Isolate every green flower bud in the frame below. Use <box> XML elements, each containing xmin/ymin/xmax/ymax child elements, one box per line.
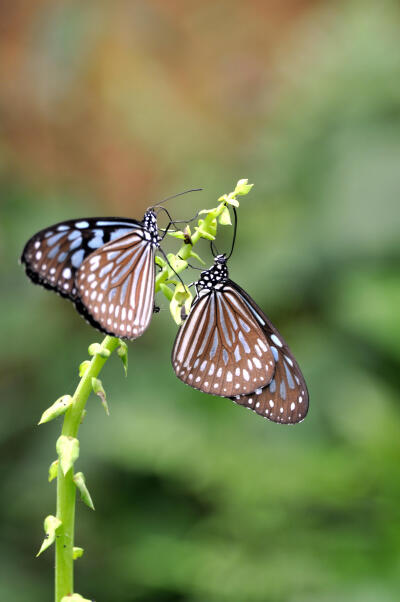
<box><xmin>73</xmin><ymin>547</ymin><xmax>84</xmax><ymax>560</ymax></box>
<box><xmin>38</xmin><ymin>395</ymin><xmax>73</xmax><ymax>425</ymax></box>
<box><xmin>56</xmin><ymin>435</ymin><xmax>80</xmax><ymax>476</ymax></box>
<box><xmin>48</xmin><ymin>460</ymin><xmax>59</xmax><ymax>482</ymax></box>
<box><xmin>73</xmin><ymin>472</ymin><xmax>95</xmax><ymax>510</ymax></box>
<box><xmin>36</xmin><ymin>515</ymin><xmax>62</xmax><ymax>556</ymax></box>
<box><xmin>117</xmin><ymin>339</ymin><xmax>128</xmax><ymax>377</ymax></box>
<box><xmin>91</xmin><ymin>377</ymin><xmax>109</xmax><ymax>415</ymax></box>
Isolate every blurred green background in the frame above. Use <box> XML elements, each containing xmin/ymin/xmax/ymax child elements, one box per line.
<box><xmin>1</xmin><ymin>1</ymin><xmax>400</xmax><ymax>600</ymax></box>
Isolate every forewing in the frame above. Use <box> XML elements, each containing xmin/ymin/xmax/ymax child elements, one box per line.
<box><xmin>172</xmin><ymin>285</ymin><xmax>275</xmax><ymax>397</ymax></box>
<box><xmin>21</xmin><ymin>217</ymin><xmax>141</xmax><ymax>299</ymax></box>
<box><xmin>75</xmin><ymin>231</ymin><xmax>155</xmax><ymax>339</ymax></box>
<box><xmin>229</xmin><ymin>282</ymin><xmax>309</xmax><ymax>424</ymax></box>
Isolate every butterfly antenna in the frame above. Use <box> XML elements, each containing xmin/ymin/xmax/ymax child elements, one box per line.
<box><xmin>157</xmin><ymin>207</ymin><xmax>200</xmax><ymax>232</ymax></box>
<box><xmin>209</xmin><ymin>206</ymin><xmax>237</xmax><ymax>260</ymax></box>
<box><xmin>150</xmin><ymin>188</ymin><xmax>203</xmax><ymax>210</ymax></box>
<box><xmin>226</xmin><ymin>206</ymin><xmax>238</xmax><ymax>260</ymax></box>
<box><xmin>210</xmin><ymin>239</ymin><xmax>220</xmax><ymax>257</ymax></box>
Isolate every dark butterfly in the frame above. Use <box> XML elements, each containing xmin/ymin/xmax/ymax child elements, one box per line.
<box><xmin>21</xmin><ymin>212</ymin><xmax>161</xmax><ymax>339</ymax></box>
<box><xmin>171</xmin><ymin>254</ymin><xmax>309</xmax><ymax>424</ymax></box>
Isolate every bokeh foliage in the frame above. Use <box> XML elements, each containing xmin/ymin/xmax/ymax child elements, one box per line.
<box><xmin>1</xmin><ymin>1</ymin><xmax>400</xmax><ymax>601</ymax></box>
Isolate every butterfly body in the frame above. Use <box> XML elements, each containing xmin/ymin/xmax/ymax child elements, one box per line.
<box><xmin>21</xmin><ymin>211</ymin><xmax>161</xmax><ymax>339</ymax></box>
<box><xmin>172</xmin><ymin>255</ymin><xmax>309</xmax><ymax>424</ymax></box>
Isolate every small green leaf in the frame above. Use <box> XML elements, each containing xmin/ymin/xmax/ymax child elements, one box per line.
<box><xmin>91</xmin><ymin>377</ymin><xmax>109</xmax><ymax>415</ymax></box>
<box><xmin>79</xmin><ymin>361</ymin><xmax>91</xmax><ymax>377</ymax></box>
<box><xmin>56</xmin><ymin>435</ymin><xmax>80</xmax><ymax>476</ymax></box>
<box><xmin>155</xmin><ymin>255</ymin><xmax>166</xmax><ymax>268</ymax></box>
<box><xmin>61</xmin><ymin>594</ymin><xmax>93</xmax><ymax>602</ymax></box>
<box><xmin>88</xmin><ymin>343</ymin><xmax>110</xmax><ymax>358</ymax></box>
<box><xmin>194</xmin><ymin>225</ymin><xmax>215</xmax><ymax>241</ymax></box>
<box><xmin>36</xmin><ymin>515</ymin><xmax>61</xmax><ymax>557</ymax></box>
<box><xmin>168</xmin><ymin>230</ymin><xmax>185</xmax><ymax>239</ymax></box>
<box><xmin>234</xmin><ymin>178</ymin><xmax>253</xmax><ymax>196</ymax></box>
<box><xmin>73</xmin><ymin>472</ymin><xmax>95</xmax><ymax>510</ymax></box>
<box><xmin>159</xmin><ymin>282</ymin><xmax>173</xmax><ymax>301</ymax></box>
<box><xmin>198</xmin><ymin>208</ymin><xmax>216</xmax><ymax>216</ymax></box>
<box><xmin>170</xmin><ymin>284</ymin><xmax>193</xmax><ymax>325</ymax></box>
<box><xmin>48</xmin><ymin>460</ymin><xmax>59</xmax><ymax>482</ymax></box>
<box><xmin>38</xmin><ymin>395</ymin><xmax>73</xmax><ymax>425</ymax></box>
<box><xmin>189</xmin><ymin>250</ymin><xmax>206</xmax><ymax>265</ymax></box>
<box><xmin>219</xmin><ymin>206</ymin><xmax>232</xmax><ymax>226</ymax></box>
<box><xmin>73</xmin><ymin>547</ymin><xmax>84</xmax><ymax>560</ymax></box>
<box><xmin>117</xmin><ymin>339</ymin><xmax>128</xmax><ymax>377</ymax></box>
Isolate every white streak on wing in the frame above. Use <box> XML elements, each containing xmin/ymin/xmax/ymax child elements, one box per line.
<box><xmin>129</xmin><ymin>244</ymin><xmax>148</xmax><ymax>310</ymax></box>
<box><xmin>271</xmin><ymin>334</ymin><xmax>283</xmax><ymax>347</ymax></box>
<box><xmin>197</xmin><ymin>295</ymin><xmax>215</xmax><ymax>355</ymax></box>
<box><xmin>209</xmin><ymin>329</ymin><xmax>219</xmax><ymax>360</ymax></box>
<box><xmin>176</xmin><ymin>295</ymin><xmax>209</xmax><ymax>363</ymax></box>
<box><xmin>223</xmin><ymin>301</ymin><xmax>238</xmax><ymax>330</ymax></box>
<box><xmin>238</xmin><ymin>331</ymin><xmax>250</xmax><ymax>353</ymax></box>
<box><xmin>216</xmin><ymin>294</ymin><xmax>232</xmax><ymax>347</ymax></box>
<box><xmin>135</xmin><ymin>246</ymin><xmax>153</xmax><ymax>330</ymax></box>
<box><xmin>240</xmin><ymin>295</ymin><xmax>266</xmax><ymax>326</ymax></box>
<box><xmin>111</xmin><ymin>247</ymin><xmax>142</xmax><ymax>284</ymax></box>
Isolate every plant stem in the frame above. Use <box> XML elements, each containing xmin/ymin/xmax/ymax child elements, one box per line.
<box><xmin>55</xmin><ymin>335</ymin><xmax>120</xmax><ymax>602</ymax></box>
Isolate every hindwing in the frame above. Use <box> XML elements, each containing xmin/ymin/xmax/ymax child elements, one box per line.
<box><xmin>229</xmin><ymin>282</ymin><xmax>309</xmax><ymax>424</ymax></box>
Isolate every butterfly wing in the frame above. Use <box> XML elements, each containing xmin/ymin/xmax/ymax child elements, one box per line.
<box><xmin>21</xmin><ymin>217</ymin><xmax>141</xmax><ymax>300</ymax></box>
<box><xmin>75</xmin><ymin>230</ymin><xmax>156</xmax><ymax>339</ymax></box>
<box><xmin>172</xmin><ymin>284</ymin><xmax>276</xmax><ymax>397</ymax></box>
<box><xmin>229</xmin><ymin>281</ymin><xmax>309</xmax><ymax>424</ymax></box>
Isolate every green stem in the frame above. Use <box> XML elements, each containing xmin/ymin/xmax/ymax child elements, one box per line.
<box><xmin>55</xmin><ymin>335</ymin><xmax>119</xmax><ymax>602</ymax></box>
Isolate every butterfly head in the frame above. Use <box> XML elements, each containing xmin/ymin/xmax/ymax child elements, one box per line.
<box><xmin>197</xmin><ymin>254</ymin><xmax>229</xmax><ymax>291</ymax></box>
<box><xmin>143</xmin><ymin>210</ymin><xmax>161</xmax><ymax>247</ymax></box>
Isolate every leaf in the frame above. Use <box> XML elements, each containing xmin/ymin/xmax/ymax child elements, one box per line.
<box><xmin>155</xmin><ymin>255</ymin><xmax>166</xmax><ymax>268</ymax></box>
<box><xmin>38</xmin><ymin>395</ymin><xmax>73</xmax><ymax>425</ymax></box>
<box><xmin>167</xmin><ymin>230</ymin><xmax>185</xmax><ymax>239</ymax></box>
<box><xmin>159</xmin><ymin>283</ymin><xmax>173</xmax><ymax>301</ymax></box>
<box><xmin>73</xmin><ymin>547</ymin><xmax>84</xmax><ymax>560</ymax></box>
<box><xmin>73</xmin><ymin>472</ymin><xmax>95</xmax><ymax>510</ymax></box>
<box><xmin>36</xmin><ymin>515</ymin><xmax>61</xmax><ymax>557</ymax></box>
<box><xmin>79</xmin><ymin>361</ymin><xmax>91</xmax><ymax>377</ymax></box>
<box><xmin>117</xmin><ymin>339</ymin><xmax>128</xmax><ymax>377</ymax></box>
<box><xmin>198</xmin><ymin>208</ymin><xmax>216</xmax><ymax>215</ymax></box>
<box><xmin>170</xmin><ymin>284</ymin><xmax>193</xmax><ymax>326</ymax></box>
<box><xmin>189</xmin><ymin>250</ymin><xmax>206</xmax><ymax>265</ymax></box>
<box><xmin>91</xmin><ymin>377</ymin><xmax>109</xmax><ymax>415</ymax></box>
<box><xmin>56</xmin><ymin>435</ymin><xmax>80</xmax><ymax>476</ymax></box>
<box><xmin>194</xmin><ymin>225</ymin><xmax>215</xmax><ymax>241</ymax></box>
<box><xmin>219</xmin><ymin>206</ymin><xmax>232</xmax><ymax>226</ymax></box>
<box><xmin>48</xmin><ymin>459</ymin><xmax>59</xmax><ymax>482</ymax></box>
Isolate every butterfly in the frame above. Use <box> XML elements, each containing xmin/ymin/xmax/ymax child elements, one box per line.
<box><xmin>171</xmin><ymin>254</ymin><xmax>309</xmax><ymax>424</ymax></box>
<box><xmin>21</xmin><ymin>211</ymin><xmax>161</xmax><ymax>339</ymax></box>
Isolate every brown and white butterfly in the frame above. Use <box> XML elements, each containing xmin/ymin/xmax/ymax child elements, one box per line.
<box><xmin>171</xmin><ymin>255</ymin><xmax>309</xmax><ymax>423</ymax></box>
<box><xmin>21</xmin><ymin>211</ymin><xmax>161</xmax><ymax>339</ymax></box>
